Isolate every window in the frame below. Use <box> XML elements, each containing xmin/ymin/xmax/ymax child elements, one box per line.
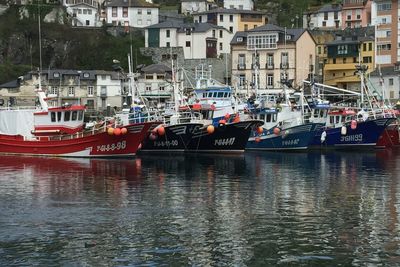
<box><xmin>166</xmin><ymin>42</ymin><xmax>170</xmax><ymax>47</ymax></box>
<box><xmin>247</xmin><ymin>34</ymin><xmax>278</xmax><ymax>49</ymax></box>
<box><xmin>377</xmin><ymin>3</ymin><xmax>391</xmax><ymax>11</ymax></box>
<box><xmin>199</xmin><ymin>16</ymin><xmax>202</xmax><ymax>23</ymax></box>
<box><xmin>57</xmin><ymin>112</ymin><xmax>62</xmax><ymax>121</ymax></box>
<box><xmin>72</xmin><ymin>111</ymin><xmax>77</xmax><ymax>121</ymax></box>
<box><xmin>267</xmin><ymin>53</ymin><xmax>274</xmax><ymax>68</ymax></box>
<box><xmin>267</xmin><ymin>74</ymin><xmax>273</xmax><ymax>87</ymax></box>
<box><xmin>363</xmin><ymin>43</ymin><xmax>367</xmax><ymax>51</ymax></box>
<box><xmin>166</xmin><ymin>29</ymin><xmax>170</xmax><ymax>38</ymax></box>
<box><xmin>138</xmin><ymin>9</ymin><xmax>142</xmax><ymax>15</ymax></box>
<box><xmin>238</xmin><ymin>54</ymin><xmax>245</xmax><ymax>68</ymax></box>
<box><xmin>389</xmin><ymin>78</ymin><xmax>394</xmax><ymax>86</ymax></box>
<box><xmin>83</xmin><ymin>72</ymin><xmax>89</xmax><ymax>78</ymax></box>
<box><xmin>145</xmin><ymin>75</ymin><xmax>153</xmax><ymax>80</ymax></box>
<box><xmin>318</xmin><ymin>46</ymin><xmax>321</xmax><ymax>54</ymax></box>
<box><xmin>356</xmin><ymin>9</ymin><xmax>361</xmax><ymax>19</ymax></box>
<box><xmin>334</xmin><ymin>11</ymin><xmax>338</xmax><ymax>20</ymax></box>
<box><xmin>64</xmin><ymin>111</ymin><xmax>70</xmax><ymax>121</ymax></box>
<box><xmin>78</xmin><ymin>111</ymin><xmax>83</xmax><ymax>120</ymax></box>
<box><xmin>368</xmin><ymin>43</ymin><xmax>372</xmax><ymax>51</ymax></box>
<box><xmin>229</xmin><ymin>26</ymin><xmax>233</xmax><ymax>33</ymax></box>
<box><xmin>337</xmin><ymin>45</ymin><xmax>348</xmax><ymax>55</ymax></box>
<box><xmin>324</xmin><ymin>12</ymin><xmax>328</xmax><ymax>20</ymax></box>
<box><xmin>362</xmin><ymin>56</ymin><xmax>372</xmax><ymax>63</ymax></box>
<box><xmin>322</xmin><ymin>21</ymin><xmax>326</xmax><ymax>27</ymax></box>
<box><xmin>112</xmin><ymin>7</ymin><xmax>117</xmax><ymax>17</ymax></box>
<box><xmin>123</xmin><ymin>7</ymin><xmax>128</xmax><ymax>17</ymax></box>
<box><xmin>146</xmin><ymin>85</ymin><xmax>151</xmax><ymax>91</ymax></box>
<box><xmin>88</xmin><ymin>9</ymin><xmax>91</xmax><ymax>15</ymax></box>
<box><xmin>83</xmin><ymin>9</ymin><xmax>87</xmax><ymax>15</ymax></box>
<box><xmin>281</xmin><ymin>52</ymin><xmax>288</xmax><ymax>68</ymax></box>
<box><xmin>68</xmin><ymin>86</ymin><xmax>75</xmax><ymax>96</ymax></box>
<box><xmin>53</xmin><ymin>72</ymin><xmax>60</xmax><ymax>78</ymax></box>
<box><xmin>387</xmin><ymin>31</ymin><xmax>391</xmax><ymax>37</ymax></box>
<box><xmin>346</xmin><ymin>10</ymin><xmax>351</xmax><ymax>20</ymax></box>
<box><xmin>186</xmin><ymin>28</ymin><xmax>191</xmax><ymax>35</ymax></box>
<box><xmin>101</xmin><ymin>86</ymin><xmax>107</xmax><ymax>96</ymax></box>
<box><xmin>49</xmin><ymin>86</ymin><xmax>58</xmax><ymax>95</ymax></box>
<box><xmin>219</xmin><ymin>30</ymin><xmax>223</xmax><ymax>38</ymax></box>
<box><xmin>186</xmin><ymin>41</ymin><xmax>190</xmax><ymax>47</ymax></box>
<box><xmin>51</xmin><ymin>112</ymin><xmax>56</xmax><ymax>122</ymax></box>
<box><xmin>88</xmin><ymin>86</ymin><xmax>94</xmax><ymax>96</ymax></box>
<box><xmin>212</xmin><ymin>30</ymin><xmax>215</xmax><ymax>37</ymax></box>
<box><xmin>229</xmin><ymin>15</ymin><xmax>233</xmax><ymax>22</ymax></box>
<box><xmin>86</xmin><ymin>20</ymin><xmax>90</xmax><ymax>26</ymax></box>
<box><xmin>220</xmin><ymin>14</ymin><xmax>223</xmax><ymax>22</ymax></box>
<box><xmin>377</xmin><ymin>44</ymin><xmax>391</xmax><ymax>51</ymax></box>
<box><xmin>147</xmin><ymin>9</ymin><xmax>151</xmax><ymax>15</ymax></box>
<box><xmin>237</xmin><ymin>37</ymin><xmax>243</xmax><ymax>42</ymax></box>
<box><xmin>219</xmin><ymin>42</ymin><xmax>223</xmax><ymax>51</ymax></box>
<box><xmin>239</xmin><ymin>75</ymin><xmax>246</xmax><ymax>86</ymax></box>
<box><xmin>244</xmin><ymin>24</ymin><xmax>248</xmax><ymax>31</ymax></box>
<box><xmin>159</xmin><ymin>86</ymin><xmax>165</xmax><ymax>91</ymax></box>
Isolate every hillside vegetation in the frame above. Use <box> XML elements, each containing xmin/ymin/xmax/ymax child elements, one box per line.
<box><xmin>0</xmin><ymin>5</ymin><xmax>152</xmax><ymax>84</ymax></box>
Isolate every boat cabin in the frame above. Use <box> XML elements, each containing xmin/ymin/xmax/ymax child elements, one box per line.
<box><xmin>33</xmin><ymin>104</ymin><xmax>85</xmax><ymax>136</ymax></box>
<box><xmin>326</xmin><ymin>109</ymin><xmax>356</xmax><ymax>128</ymax></box>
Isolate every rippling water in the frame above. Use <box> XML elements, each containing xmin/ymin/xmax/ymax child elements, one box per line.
<box><xmin>0</xmin><ymin>150</ymin><xmax>400</xmax><ymax>266</ymax></box>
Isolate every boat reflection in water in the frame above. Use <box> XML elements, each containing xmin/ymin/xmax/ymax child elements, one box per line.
<box><xmin>0</xmin><ymin>151</ymin><xmax>400</xmax><ymax>266</ymax></box>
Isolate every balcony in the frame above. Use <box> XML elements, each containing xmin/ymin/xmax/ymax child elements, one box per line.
<box><xmin>280</xmin><ymin>63</ymin><xmax>289</xmax><ymax>69</ymax></box>
<box><xmin>237</xmin><ymin>64</ymin><xmax>246</xmax><ymax>70</ymax></box>
<box><xmin>266</xmin><ymin>63</ymin><xmax>274</xmax><ymax>70</ymax></box>
<box><xmin>324</xmin><ymin>63</ymin><xmax>359</xmax><ymax>71</ymax></box>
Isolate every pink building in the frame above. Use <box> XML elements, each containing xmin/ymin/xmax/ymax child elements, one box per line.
<box><xmin>341</xmin><ymin>0</ymin><xmax>372</xmax><ymax>29</ymax></box>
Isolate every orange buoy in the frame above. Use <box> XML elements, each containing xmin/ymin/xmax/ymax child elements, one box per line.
<box><xmin>157</xmin><ymin>126</ymin><xmax>165</xmax><ymax>136</ymax></box>
<box><xmin>273</xmin><ymin>127</ymin><xmax>280</xmax><ymax>135</ymax></box>
<box><xmin>255</xmin><ymin>137</ymin><xmax>261</xmax><ymax>143</ymax></box>
<box><xmin>219</xmin><ymin>119</ymin><xmax>226</xmax><ymax>125</ymax></box>
<box><xmin>224</xmin><ymin>113</ymin><xmax>230</xmax><ymax>120</ymax></box>
<box><xmin>351</xmin><ymin>120</ymin><xmax>357</xmax><ymax>130</ymax></box>
<box><xmin>207</xmin><ymin>125</ymin><xmax>215</xmax><ymax>134</ymax></box>
<box><xmin>107</xmin><ymin>127</ymin><xmax>114</xmax><ymax>135</ymax></box>
<box><xmin>233</xmin><ymin>114</ymin><xmax>240</xmax><ymax>123</ymax></box>
<box><xmin>113</xmin><ymin>128</ymin><xmax>122</xmax><ymax>136</ymax></box>
<box><xmin>257</xmin><ymin>126</ymin><xmax>263</xmax><ymax>134</ymax></box>
<box><xmin>121</xmin><ymin>127</ymin><xmax>128</xmax><ymax>135</ymax></box>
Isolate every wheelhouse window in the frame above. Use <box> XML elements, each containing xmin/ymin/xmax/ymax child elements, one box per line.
<box><xmin>72</xmin><ymin>111</ymin><xmax>77</xmax><ymax>121</ymax></box>
<box><xmin>51</xmin><ymin>112</ymin><xmax>56</xmax><ymax>122</ymax></box>
<box><xmin>57</xmin><ymin>112</ymin><xmax>62</xmax><ymax>121</ymax></box>
<box><xmin>64</xmin><ymin>111</ymin><xmax>70</xmax><ymax>121</ymax></box>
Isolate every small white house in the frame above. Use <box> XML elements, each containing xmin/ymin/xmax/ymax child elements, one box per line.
<box><xmin>95</xmin><ymin>70</ymin><xmax>125</xmax><ymax>110</ymax></box>
<box><xmin>303</xmin><ymin>4</ymin><xmax>342</xmax><ymax>29</ymax></box>
<box><xmin>181</xmin><ymin>0</ymin><xmax>215</xmax><ymax>15</ymax></box>
<box><xmin>369</xmin><ymin>65</ymin><xmax>400</xmax><ymax>102</ymax></box>
<box><xmin>145</xmin><ymin>22</ymin><xmax>233</xmax><ymax>59</ymax></box>
<box><xmin>63</xmin><ymin>0</ymin><xmax>102</xmax><ymax>27</ymax></box>
<box><xmin>105</xmin><ymin>0</ymin><xmax>159</xmax><ymax>28</ymax></box>
<box><xmin>223</xmin><ymin>0</ymin><xmax>254</xmax><ymax>10</ymax></box>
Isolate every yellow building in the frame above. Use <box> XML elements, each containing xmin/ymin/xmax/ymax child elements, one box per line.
<box><xmin>323</xmin><ymin>36</ymin><xmax>375</xmax><ymax>90</ymax></box>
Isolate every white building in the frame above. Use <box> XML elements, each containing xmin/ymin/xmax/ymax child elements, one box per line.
<box><xmin>63</xmin><ymin>0</ymin><xmax>102</xmax><ymax>27</ymax></box>
<box><xmin>369</xmin><ymin>65</ymin><xmax>400</xmax><ymax>102</ymax></box>
<box><xmin>95</xmin><ymin>70</ymin><xmax>125</xmax><ymax>110</ymax></box>
<box><xmin>105</xmin><ymin>0</ymin><xmax>159</xmax><ymax>28</ymax></box>
<box><xmin>145</xmin><ymin>21</ymin><xmax>233</xmax><ymax>59</ymax></box>
<box><xmin>181</xmin><ymin>0</ymin><xmax>215</xmax><ymax>15</ymax></box>
<box><xmin>223</xmin><ymin>0</ymin><xmax>254</xmax><ymax>10</ymax></box>
<box><xmin>303</xmin><ymin>4</ymin><xmax>342</xmax><ymax>29</ymax></box>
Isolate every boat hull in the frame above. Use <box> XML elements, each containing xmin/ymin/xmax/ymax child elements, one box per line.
<box><xmin>140</xmin><ymin>120</ymin><xmax>263</xmax><ymax>153</ymax></box>
<box><xmin>246</xmin><ymin>123</ymin><xmax>323</xmax><ymax>151</ymax></box>
<box><xmin>0</xmin><ymin>122</ymin><xmax>157</xmax><ymax>157</ymax></box>
<box><xmin>376</xmin><ymin>122</ymin><xmax>400</xmax><ymax>148</ymax></box>
<box><xmin>310</xmin><ymin>118</ymin><xmax>396</xmax><ymax>149</ymax></box>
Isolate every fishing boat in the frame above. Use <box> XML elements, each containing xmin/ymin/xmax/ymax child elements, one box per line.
<box><xmin>140</xmin><ymin>64</ymin><xmax>263</xmax><ymax>153</ymax></box>
<box><xmin>0</xmin><ymin>87</ymin><xmax>158</xmax><ymax>157</ymax></box>
<box><xmin>306</xmin><ymin>65</ymin><xmax>396</xmax><ymax>149</ymax></box>
<box><xmin>245</xmin><ymin>92</ymin><xmax>324</xmax><ymax>151</ymax></box>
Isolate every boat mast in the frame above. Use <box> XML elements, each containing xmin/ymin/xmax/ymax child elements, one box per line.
<box><xmin>36</xmin><ymin>2</ymin><xmax>48</xmax><ymax>111</ymax></box>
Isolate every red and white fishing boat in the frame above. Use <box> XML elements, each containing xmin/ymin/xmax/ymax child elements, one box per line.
<box><xmin>0</xmin><ymin>89</ymin><xmax>159</xmax><ymax>157</ymax></box>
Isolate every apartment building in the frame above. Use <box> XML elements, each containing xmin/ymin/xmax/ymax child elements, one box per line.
<box><xmin>341</xmin><ymin>0</ymin><xmax>372</xmax><ymax>29</ymax></box>
<box><xmin>223</xmin><ymin>0</ymin><xmax>254</xmax><ymax>10</ymax></box>
<box><xmin>231</xmin><ymin>24</ymin><xmax>316</xmax><ymax>96</ymax></box>
<box><xmin>371</xmin><ymin>0</ymin><xmax>400</xmax><ymax>65</ymax></box>
<box><xmin>323</xmin><ymin>36</ymin><xmax>375</xmax><ymax>90</ymax></box>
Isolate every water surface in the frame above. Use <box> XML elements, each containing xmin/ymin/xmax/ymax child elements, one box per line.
<box><xmin>0</xmin><ymin>150</ymin><xmax>399</xmax><ymax>266</ymax></box>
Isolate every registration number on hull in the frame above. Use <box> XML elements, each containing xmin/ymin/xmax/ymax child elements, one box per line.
<box><xmin>340</xmin><ymin>134</ymin><xmax>363</xmax><ymax>142</ymax></box>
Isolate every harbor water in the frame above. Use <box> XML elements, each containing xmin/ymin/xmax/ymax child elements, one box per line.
<box><xmin>0</xmin><ymin>150</ymin><xmax>400</xmax><ymax>266</ymax></box>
